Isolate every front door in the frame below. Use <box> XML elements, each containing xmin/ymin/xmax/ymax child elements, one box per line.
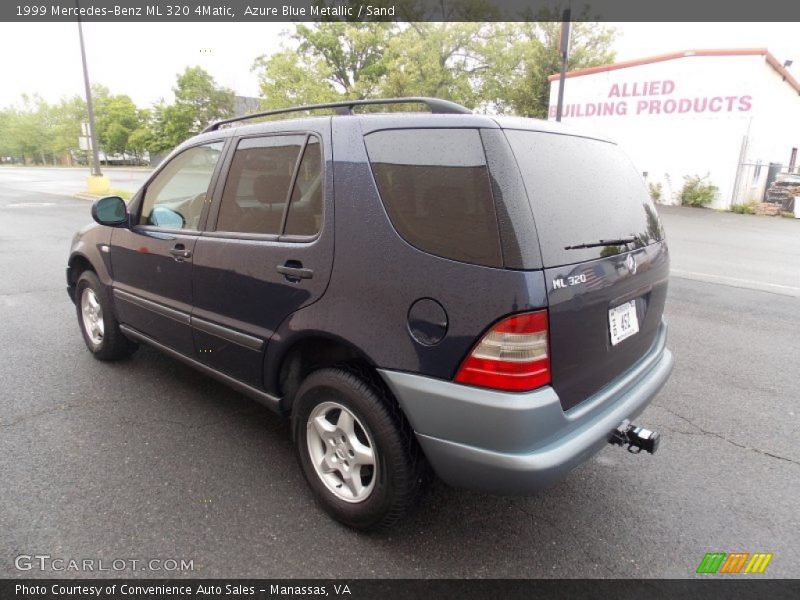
<box><xmin>111</xmin><ymin>141</ymin><xmax>226</xmax><ymax>357</ymax></box>
<box><xmin>190</xmin><ymin>126</ymin><xmax>333</xmax><ymax>388</ymax></box>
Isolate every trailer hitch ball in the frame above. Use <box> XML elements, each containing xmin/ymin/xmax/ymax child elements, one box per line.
<box><xmin>609</xmin><ymin>419</ymin><xmax>661</xmax><ymax>454</ymax></box>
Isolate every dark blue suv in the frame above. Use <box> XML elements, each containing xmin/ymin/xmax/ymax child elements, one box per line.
<box><xmin>67</xmin><ymin>98</ymin><xmax>673</xmax><ymax>529</ymax></box>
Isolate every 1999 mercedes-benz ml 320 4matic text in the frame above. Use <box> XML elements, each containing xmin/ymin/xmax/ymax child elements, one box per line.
<box><xmin>67</xmin><ymin>97</ymin><xmax>673</xmax><ymax>529</ymax></box>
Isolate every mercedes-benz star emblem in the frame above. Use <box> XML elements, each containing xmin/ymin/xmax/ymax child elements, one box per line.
<box><xmin>626</xmin><ymin>254</ymin><xmax>637</xmax><ymax>275</ymax></box>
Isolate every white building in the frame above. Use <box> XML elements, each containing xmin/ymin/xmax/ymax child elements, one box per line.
<box><xmin>548</xmin><ymin>48</ymin><xmax>800</xmax><ymax>209</ymax></box>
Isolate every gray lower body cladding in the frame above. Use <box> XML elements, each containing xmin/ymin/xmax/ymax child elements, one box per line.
<box><xmin>378</xmin><ymin>320</ymin><xmax>673</xmax><ymax>494</ymax></box>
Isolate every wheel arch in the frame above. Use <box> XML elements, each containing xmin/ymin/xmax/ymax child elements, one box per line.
<box><xmin>272</xmin><ymin>332</ymin><xmax>379</xmax><ymax>415</ymax></box>
<box><xmin>67</xmin><ymin>253</ymin><xmax>98</xmax><ymax>302</ymax></box>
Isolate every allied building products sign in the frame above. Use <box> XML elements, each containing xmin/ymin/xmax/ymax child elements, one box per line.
<box><xmin>548</xmin><ymin>79</ymin><xmax>753</xmax><ymax>118</ymax></box>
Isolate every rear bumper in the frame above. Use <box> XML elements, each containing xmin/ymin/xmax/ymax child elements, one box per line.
<box><xmin>378</xmin><ymin>320</ymin><xmax>673</xmax><ymax>494</ymax></box>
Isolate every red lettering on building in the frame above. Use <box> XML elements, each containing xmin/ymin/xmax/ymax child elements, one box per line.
<box><xmin>738</xmin><ymin>96</ymin><xmax>752</xmax><ymax>111</ymax></box>
<box><xmin>555</xmin><ymin>81</ymin><xmax>753</xmax><ymax>118</ymax></box>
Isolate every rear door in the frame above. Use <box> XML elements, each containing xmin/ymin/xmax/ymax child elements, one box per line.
<box><xmin>190</xmin><ymin>123</ymin><xmax>333</xmax><ymax>388</ymax></box>
<box><xmin>504</xmin><ymin>129</ymin><xmax>669</xmax><ymax>411</ymax></box>
<box><xmin>111</xmin><ymin>141</ymin><xmax>225</xmax><ymax>357</ymax></box>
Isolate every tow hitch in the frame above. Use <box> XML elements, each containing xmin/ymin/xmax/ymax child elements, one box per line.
<box><xmin>609</xmin><ymin>419</ymin><xmax>661</xmax><ymax>454</ymax></box>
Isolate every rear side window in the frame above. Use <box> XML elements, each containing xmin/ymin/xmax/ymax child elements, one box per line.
<box><xmin>504</xmin><ymin>130</ymin><xmax>664</xmax><ymax>268</ymax></box>
<box><xmin>216</xmin><ymin>135</ymin><xmax>305</xmax><ymax>235</ymax></box>
<box><xmin>364</xmin><ymin>129</ymin><xmax>502</xmax><ymax>268</ymax></box>
<box><xmin>284</xmin><ymin>138</ymin><xmax>323</xmax><ymax>236</ymax></box>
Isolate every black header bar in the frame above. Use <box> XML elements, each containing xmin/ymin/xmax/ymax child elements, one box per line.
<box><xmin>2</xmin><ymin>0</ymin><xmax>800</xmax><ymax>22</ymax></box>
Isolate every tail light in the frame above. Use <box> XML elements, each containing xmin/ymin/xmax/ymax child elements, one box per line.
<box><xmin>454</xmin><ymin>310</ymin><xmax>550</xmax><ymax>392</ymax></box>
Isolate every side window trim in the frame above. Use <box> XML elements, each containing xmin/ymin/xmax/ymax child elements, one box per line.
<box><xmin>278</xmin><ymin>133</ymin><xmax>311</xmax><ymax>235</ymax></box>
<box><xmin>206</xmin><ymin>131</ymin><xmax>324</xmax><ymax>242</ymax></box>
<box><xmin>134</xmin><ymin>138</ymin><xmax>230</xmax><ymax>233</ymax></box>
<box><xmin>279</xmin><ymin>134</ymin><xmax>324</xmax><ymax>241</ymax></box>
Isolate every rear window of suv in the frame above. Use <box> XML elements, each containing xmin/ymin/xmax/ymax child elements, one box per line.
<box><xmin>505</xmin><ymin>129</ymin><xmax>663</xmax><ymax>268</ymax></box>
<box><xmin>364</xmin><ymin>128</ymin><xmax>502</xmax><ymax>268</ymax></box>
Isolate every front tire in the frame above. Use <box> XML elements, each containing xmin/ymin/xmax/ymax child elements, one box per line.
<box><xmin>75</xmin><ymin>270</ymin><xmax>136</xmax><ymax>361</ymax></box>
<box><xmin>292</xmin><ymin>367</ymin><xmax>427</xmax><ymax>530</ymax></box>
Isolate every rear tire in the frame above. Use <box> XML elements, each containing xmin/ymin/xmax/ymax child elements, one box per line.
<box><xmin>75</xmin><ymin>270</ymin><xmax>137</xmax><ymax>361</ymax></box>
<box><xmin>292</xmin><ymin>367</ymin><xmax>427</xmax><ymax>530</ymax></box>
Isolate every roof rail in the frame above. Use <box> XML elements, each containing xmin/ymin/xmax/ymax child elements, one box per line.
<box><xmin>202</xmin><ymin>97</ymin><xmax>472</xmax><ymax>133</ymax></box>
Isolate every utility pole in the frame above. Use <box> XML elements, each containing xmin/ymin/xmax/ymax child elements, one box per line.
<box><xmin>76</xmin><ymin>0</ymin><xmax>102</xmax><ymax>177</ymax></box>
<box><xmin>555</xmin><ymin>9</ymin><xmax>571</xmax><ymax>122</ymax></box>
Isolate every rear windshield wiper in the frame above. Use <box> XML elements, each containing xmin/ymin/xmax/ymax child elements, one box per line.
<box><xmin>564</xmin><ymin>236</ymin><xmax>637</xmax><ymax>250</ymax></box>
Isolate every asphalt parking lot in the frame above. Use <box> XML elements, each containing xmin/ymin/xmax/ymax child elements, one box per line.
<box><xmin>1</xmin><ymin>168</ymin><xmax>798</xmax><ymax>578</ymax></box>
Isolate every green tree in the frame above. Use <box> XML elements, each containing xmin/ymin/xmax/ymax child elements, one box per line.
<box><xmin>0</xmin><ymin>109</ymin><xmax>11</xmax><ymax>158</ymax></box>
<box><xmin>294</xmin><ymin>22</ymin><xmax>392</xmax><ymax>98</ymax></box>
<box><xmin>145</xmin><ymin>101</ymin><xmax>193</xmax><ymax>154</ymax></box>
<box><xmin>127</xmin><ymin>110</ymin><xmax>152</xmax><ymax>163</ymax></box>
<box><xmin>95</xmin><ymin>92</ymin><xmax>141</xmax><ymax>156</ymax></box>
<box><xmin>145</xmin><ymin>67</ymin><xmax>234</xmax><ymax>153</ymax></box>
<box><xmin>253</xmin><ymin>23</ymin><xmax>394</xmax><ymax>109</ymax></box>
<box><xmin>0</xmin><ymin>95</ymin><xmax>89</xmax><ymax>164</ymax></box>
<box><xmin>252</xmin><ymin>20</ymin><xmax>615</xmax><ymax>118</ymax></box>
<box><xmin>486</xmin><ymin>20</ymin><xmax>617</xmax><ymax>117</ymax></box>
<box><xmin>253</xmin><ymin>49</ymin><xmax>341</xmax><ymax>110</ymax></box>
<box><xmin>49</xmin><ymin>96</ymin><xmax>87</xmax><ymax>161</ymax></box>
<box><xmin>5</xmin><ymin>95</ymin><xmax>50</xmax><ymax>163</ymax></box>
<box><xmin>380</xmin><ymin>23</ymin><xmax>495</xmax><ymax>108</ymax></box>
<box><xmin>173</xmin><ymin>66</ymin><xmax>235</xmax><ymax>132</ymax></box>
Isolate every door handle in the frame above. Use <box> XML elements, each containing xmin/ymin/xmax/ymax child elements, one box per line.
<box><xmin>277</xmin><ymin>262</ymin><xmax>313</xmax><ymax>281</ymax></box>
<box><xmin>169</xmin><ymin>244</ymin><xmax>192</xmax><ymax>261</ymax></box>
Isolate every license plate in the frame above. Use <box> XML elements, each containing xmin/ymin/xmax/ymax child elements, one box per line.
<box><xmin>609</xmin><ymin>300</ymin><xmax>639</xmax><ymax>346</ymax></box>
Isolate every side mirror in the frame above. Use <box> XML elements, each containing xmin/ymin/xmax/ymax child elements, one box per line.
<box><xmin>91</xmin><ymin>196</ymin><xmax>128</xmax><ymax>227</ymax></box>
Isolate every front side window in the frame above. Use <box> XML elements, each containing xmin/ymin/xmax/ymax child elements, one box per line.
<box><xmin>364</xmin><ymin>128</ymin><xmax>502</xmax><ymax>268</ymax></box>
<box><xmin>140</xmin><ymin>142</ymin><xmax>224</xmax><ymax>230</ymax></box>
